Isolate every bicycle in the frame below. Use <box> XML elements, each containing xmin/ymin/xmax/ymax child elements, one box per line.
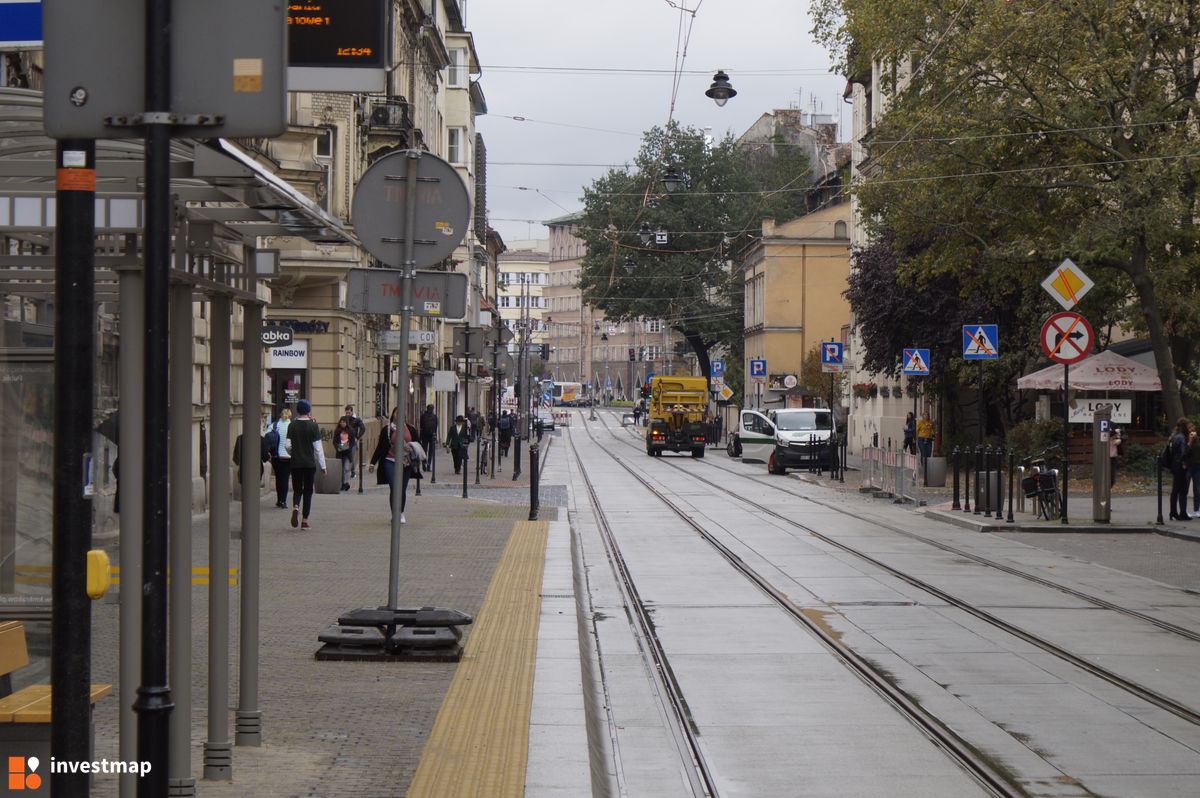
<box><xmin>1020</xmin><ymin>448</ymin><xmax>1061</xmax><ymax>520</ymax></box>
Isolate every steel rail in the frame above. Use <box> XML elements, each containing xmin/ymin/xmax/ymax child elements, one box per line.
<box><xmin>567</xmin><ymin>431</ymin><xmax>719</xmax><ymax>798</ymax></box>
<box><xmin>594</xmin><ymin>411</ymin><xmax>1200</xmax><ymax>728</ymax></box>
<box><xmin>578</xmin><ymin>414</ymin><xmax>1028</xmax><ymax>798</ymax></box>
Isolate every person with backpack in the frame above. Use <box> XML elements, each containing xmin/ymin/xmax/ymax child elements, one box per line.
<box><xmin>268</xmin><ymin>409</ymin><xmax>292</xmax><ymax>508</ymax></box>
<box><xmin>1167</xmin><ymin>418</ymin><xmax>1192</xmax><ymax>521</ymax></box>
<box><xmin>333</xmin><ymin>417</ymin><xmax>356</xmax><ymax>491</ymax></box>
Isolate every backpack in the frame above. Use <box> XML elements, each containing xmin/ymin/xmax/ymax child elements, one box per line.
<box><xmin>499</xmin><ymin>415</ymin><xmax>512</xmax><ymax>431</ymax></box>
<box><xmin>263</xmin><ymin>422</ymin><xmax>280</xmax><ymax>457</ymax></box>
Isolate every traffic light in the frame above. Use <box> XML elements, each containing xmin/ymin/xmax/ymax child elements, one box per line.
<box><xmin>641</xmin><ymin>383</ymin><xmax>651</xmax><ymax>400</ymax></box>
<box><xmin>628</xmin><ymin>347</ymin><xmax>636</xmax><ymax>362</ymax></box>
<box><xmin>540</xmin><ymin>343</ymin><xmax>550</xmax><ymax>360</ymax></box>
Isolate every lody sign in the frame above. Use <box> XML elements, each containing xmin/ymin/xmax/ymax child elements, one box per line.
<box><xmin>1069</xmin><ymin>398</ymin><xmax>1131</xmax><ymax>424</ymax></box>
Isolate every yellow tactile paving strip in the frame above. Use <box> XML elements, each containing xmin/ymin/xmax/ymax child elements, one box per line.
<box><xmin>406</xmin><ymin>519</ymin><xmax>549</xmax><ymax>798</ymax></box>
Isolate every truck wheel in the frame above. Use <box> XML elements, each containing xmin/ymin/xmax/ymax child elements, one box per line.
<box><xmin>692</xmin><ymin>447</ymin><xmax>705</xmax><ymax>459</ymax></box>
<box><xmin>768</xmin><ymin>453</ymin><xmax>785</xmax><ymax>475</ymax></box>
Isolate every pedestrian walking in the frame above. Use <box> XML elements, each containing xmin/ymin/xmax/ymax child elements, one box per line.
<box><xmin>339</xmin><ymin>404</ymin><xmax>366</xmax><ymax>479</ymax></box>
<box><xmin>498</xmin><ymin>410</ymin><xmax>513</xmax><ymax>458</ymax></box>
<box><xmin>1108</xmin><ymin>426</ymin><xmax>1123</xmax><ymax>488</ymax></box>
<box><xmin>903</xmin><ymin>412</ymin><xmax>916</xmax><ymax>455</ymax></box>
<box><xmin>1186</xmin><ymin>420</ymin><xmax>1200</xmax><ymax>515</ymax></box>
<box><xmin>333</xmin><ymin>417</ymin><xmax>355</xmax><ymax>491</ymax></box>
<box><xmin>269</xmin><ymin>409</ymin><xmax>292</xmax><ymax>508</ymax></box>
<box><xmin>285</xmin><ymin>399</ymin><xmax>326</xmax><ymax>530</ymax></box>
<box><xmin>916</xmin><ymin>411</ymin><xmax>935</xmax><ymax>461</ymax></box>
<box><xmin>447</xmin><ymin>415</ymin><xmax>470</xmax><ymax>475</ymax></box>
<box><xmin>1166</xmin><ymin>418</ymin><xmax>1191</xmax><ymax>521</ymax></box>
<box><xmin>369</xmin><ymin>408</ymin><xmax>414</xmax><ymax>524</ymax></box>
<box><xmin>419</xmin><ymin>404</ymin><xmax>438</xmax><ymax>472</ymax></box>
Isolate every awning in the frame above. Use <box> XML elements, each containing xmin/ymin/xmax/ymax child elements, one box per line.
<box><xmin>1016</xmin><ymin>349</ymin><xmax>1162</xmax><ymax>391</ymax></box>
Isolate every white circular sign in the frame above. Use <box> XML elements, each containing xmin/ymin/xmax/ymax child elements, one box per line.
<box><xmin>783</xmin><ymin>374</ymin><xmax>798</xmax><ymax>389</ymax></box>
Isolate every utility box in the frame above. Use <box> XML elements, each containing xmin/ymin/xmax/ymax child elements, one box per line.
<box><xmin>1092</xmin><ymin>408</ymin><xmax>1112</xmax><ymax>523</ymax></box>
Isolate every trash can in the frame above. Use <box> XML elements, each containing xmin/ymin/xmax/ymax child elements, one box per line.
<box><xmin>923</xmin><ymin>456</ymin><xmax>947</xmax><ymax>488</ymax></box>
<box><xmin>974</xmin><ymin>470</ymin><xmax>1003</xmax><ymax>512</ymax></box>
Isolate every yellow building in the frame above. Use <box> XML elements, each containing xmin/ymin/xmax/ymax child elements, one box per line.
<box><xmin>742</xmin><ymin>203</ymin><xmax>852</xmax><ymax>408</ymax></box>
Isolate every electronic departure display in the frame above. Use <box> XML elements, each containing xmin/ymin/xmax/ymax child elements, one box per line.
<box><xmin>288</xmin><ymin>0</ymin><xmax>386</xmax><ymax>69</ymax></box>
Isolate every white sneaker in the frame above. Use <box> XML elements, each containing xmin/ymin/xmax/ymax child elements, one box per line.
<box><xmin>400</xmin><ymin>513</ymin><xmax>407</xmax><ymax>524</ymax></box>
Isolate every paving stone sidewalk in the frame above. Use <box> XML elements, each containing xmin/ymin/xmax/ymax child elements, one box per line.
<box><xmin>85</xmin><ymin>474</ymin><xmax>557</xmax><ymax>797</ymax></box>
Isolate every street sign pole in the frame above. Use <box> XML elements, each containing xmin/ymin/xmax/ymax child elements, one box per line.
<box><xmin>387</xmin><ymin>152</ymin><xmax>420</xmax><ymax>611</ymax></box>
<box><xmin>1063</xmin><ymin>363</ymin><xmax>1069</xmax><ymax>524</ymax></box>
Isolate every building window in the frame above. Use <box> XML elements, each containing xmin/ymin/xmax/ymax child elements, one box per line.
<box><xmin>834</xmin><ymin>220</ymin><xmax>848</xmax><ymax>239</ymax></box>
<box><xmin>448</xmin><ymin>48</ymin><xmax>468</xmax><ymax>89</ymax></box>
<box><xmin>448</xmin><ymin>127</ymin><xmax>468</xmax><ymax>164</ymax></box>
<box><xmin>646</xmin><ymin>319</ymin><xmax>663</xmax><ymax>333</ymax></box>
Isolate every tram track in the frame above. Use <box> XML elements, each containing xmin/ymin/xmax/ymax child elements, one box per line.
<box><xmin>569</xmin><ymin>416</ymin><xmax>1030</xmax><ymax>798</ymax></box>
<box><xmin>590</xmin><ymin>410</ymin><xmax>1200</xmax><ymax>730</ymax></box>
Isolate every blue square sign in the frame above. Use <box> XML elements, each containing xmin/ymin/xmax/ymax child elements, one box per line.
<box><xmin>711</xmin><ymin>359</ymin><xmax>724</xmax><ymax>379</ymax></box>
<box><xmin>820</xmin><ymin>342</ymin><xmax>844</xmax><ymax>372</ymax></box>
<box><xmin>962</xmin><ymin>324</ymin><xmax>999</xmax><ymax>360</ymax></box>
<box><xmin>749</xmin><ymin>358</ymin><xmax>767</xmax><ymax>378</ymax></box>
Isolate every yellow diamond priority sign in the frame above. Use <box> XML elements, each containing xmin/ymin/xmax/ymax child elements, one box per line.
<box><xmin>1040</xmin><ymin>258</ymin><xmax>1094</xmax><ymax>310</ymax></box>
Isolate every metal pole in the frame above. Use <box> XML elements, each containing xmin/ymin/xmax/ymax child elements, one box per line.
<box><xmin>358</xmin><ymin>321</ymin><xmax>365</xmax><ymax>494</ymax></box>
<box><xmin>513</xmin><ymin>317</ymin><xmax>525</xmax><ymax>480</ymax></box>
<box><xmin>1007</xmin><ymin>449</ymin><xmax>1015</xmax><ymax>523</ymax></box>
<box><xmin>136</xmin><ymin>0</ymin><xmax>176</xmax><ymax>784</ymax></box>
<box><xmin>388</xmin><ymin>151</ymin><xmax>420</xmax><ymax>610</ymax></box>
<box><xmin>951</xmin><ymin>446</ymin><xmax>961</xmax><ymax>510</ymax></box>
<box><xmin>204</xmin><ymin>291</ymin><xmax>232</xmax><ymax>781</ymax></box>
<box><xmin>973</xmin><ymin>445</ymin><xmax>982</xmax><ymax>515</ymax></box>
<box><xmin>1062</xmin><ymin>363</ymin><xmax>1069</xmax><ymax>524</ymax></box>
<box><xmin>168</xmin><ymin>282</ymin><xmax>195</xmax><ymax>795</ymax></box>
<box><xmin>51</xmin><ymin>138</ymin><xmax>95</xmax><ymax>796</ymax></box>
<box><xmin>117</xmin><ymin>262</ymin><xmax>144</xmax><ymax>798</ymax></box>
<box><xmin>529</xmin><ymin>443</ymin><xmax>540</xmax><ymax>520</ymax></box>
<box><xmin>236</xmin><ymin>300</ymin><xmax>263</xmax><ymax>747</ymax></box>
<box><xmin>1156</xmin><ymin>457</ymin><xmax>1165</xmax><ymax>525</ymax></box>
<box><xmin>983</xmin><ymin>446</ymin><xmax>992</xmax><ymax>518</ymax></box>
<box><xmin>963</xmin><ymin>449</ymin><xmax>972</xmax><ymax>513</ymax></box>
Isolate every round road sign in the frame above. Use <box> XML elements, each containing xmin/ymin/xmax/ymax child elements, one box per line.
<box><xmin>352</xmin><ymin>150</ymin><xmax>471</xmax><ymax>269</ymax></box>
<box><xmin>783</xmin><ymin>374</ymin><xmax>798</xmax><ymax>389</ymax></box>
<box><xmin>1040</xmin><ymin>311</ymin><xmax>1094</xmax><ymax>364</ymax></box>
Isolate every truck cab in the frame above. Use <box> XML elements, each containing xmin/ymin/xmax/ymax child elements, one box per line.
<box><xmin>645</xmin><ymin>376</ymin><xmax>710</xmax><ymax>458</ymax></box>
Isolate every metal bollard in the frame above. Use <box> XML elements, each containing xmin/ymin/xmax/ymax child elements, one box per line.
<box><xmin>462</xmin><ymin>445</ymin><xmax>469</xmax><ymax>499</ymax></box>
<box><xmin>983</xmin><ymin>446</ymin><xmax>993</xmax><ymax>518</ymax></box>
<box><xmin>951</xmin><ymin>446</ymin><xmax>961</xmax><ymax>510</ymax></box>
<box><xmin>1156</xmin><ymin>460</ymin><xmax>1164</xmax><ymax>525</ymax></box>
<box><xmin>973</xmin><ymin>446</ymin><xmax>982</xmax><ymax>515</ymax></box>
<box><xmin>529</xmin><ymin>443</ymin><xmax>540</xmax><ymax>521</ymax></box>
<box><xmin>963</xmin><ymin>450</ymin><xmax>972</xmax><ymax>513</ymax></box>
<box><xmin>1007</xmin><ymin>449</ymin><xmax>1015</xmax><ymax>523</ymax></box>
<box><xmin>839</xmin><ymin>435</ymin><xmax>845</xmax><ymax>483</ymax></box>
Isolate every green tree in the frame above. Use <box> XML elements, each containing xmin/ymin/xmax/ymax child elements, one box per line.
<box><xmin>576</xmin><ymin>123</ymin><xmax>808</xmax><ymax>382</ymax></box>
<box><xmin>813</xmin><ymin>0</ymin><xmax>1200</xmax><ymax>421</ymax></box>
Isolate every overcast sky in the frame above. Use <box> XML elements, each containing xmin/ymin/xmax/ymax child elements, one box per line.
<box><xmin>464</xmin><ymin>0</ymin><xmax>846</xmax><ymax>244</ymax></box>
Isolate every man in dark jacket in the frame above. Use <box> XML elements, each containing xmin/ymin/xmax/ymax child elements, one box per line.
<box><xmin>446</xmin><ymin>415</ymin><xmax>470</xmax><ymax>475</ymax></box>
<box><xmin>338</xmin><ymin>405</ymin><xmax>366</xmax><ymax>479</ymax></box>
<box><xmin>419</xmin><ymin>404</ymin><xmax>438</xmax><ymax>472</ymax></box>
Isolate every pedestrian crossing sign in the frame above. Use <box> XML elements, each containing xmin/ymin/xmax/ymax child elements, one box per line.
<box><xmin>962</xmin><ymin>324</ymin><xmax>999</xmax><ymax>360</ymax></box>
<box><xmin>902</xmin><ymin>348</ymin><xmax>930</xmax><ymax>375</ymax></box>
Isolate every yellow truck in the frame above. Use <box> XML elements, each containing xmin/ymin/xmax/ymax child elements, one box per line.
<box><xmin>645</xmin><ymin>375</ymin><xmax>709</xmax><ymax>458</ymax></box>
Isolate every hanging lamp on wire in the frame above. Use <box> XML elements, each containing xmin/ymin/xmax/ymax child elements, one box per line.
<box><xmin>705</xmin><ymin>69</ymin><xmax>737</xmax><ymax>107</ymax></box>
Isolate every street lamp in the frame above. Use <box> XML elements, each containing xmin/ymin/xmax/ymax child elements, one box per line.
<box><xmin>705</xmin><ymin>69</ymin><xmax>737</xmax><ymax>107</ymax></box>
<box><xmin>639</xmin><ymin>222</ymin><xmax>653</xmax><ymax>246</ymax></box>
<box><xmin>661</xmin><ymin>167</ymin><xmax>683</xmax><ymax>194</ymax></box>
<box><xmin>623</xmin><ymin>255</ymin><xmax>637</xmax><ymax>274</ymax></box>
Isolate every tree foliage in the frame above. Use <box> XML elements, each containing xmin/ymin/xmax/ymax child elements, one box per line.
<box><xmin>813</xmin><ymin>0</ymin><xmax>1200</xmax><ymax>421</ymax></box>
<box><xmin>575</xmin><ymin>123</ymin><xmax>809</xmax><ymax>379</ymax></box>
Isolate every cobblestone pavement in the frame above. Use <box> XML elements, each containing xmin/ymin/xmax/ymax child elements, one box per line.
<box><xmin>86</xmin><ymin>477</ymin><xmax>546</xmax><ymax>796</ymax></box>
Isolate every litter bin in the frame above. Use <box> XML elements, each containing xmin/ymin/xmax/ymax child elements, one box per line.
<box><xmin>923</xmin><ymin>456</ymin><xmax>947</xmax><ymax>488</ymax></box>
<box><xmin>974</xmin><ymin>470</ymin><xmax>1003</xmax><ymax>513</ymax></box>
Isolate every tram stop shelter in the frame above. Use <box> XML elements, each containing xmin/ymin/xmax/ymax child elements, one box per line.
<box><xmin>0</xmin><ymin>85</ymin><xmax>359</xmax><ymax>793</ymax></box>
